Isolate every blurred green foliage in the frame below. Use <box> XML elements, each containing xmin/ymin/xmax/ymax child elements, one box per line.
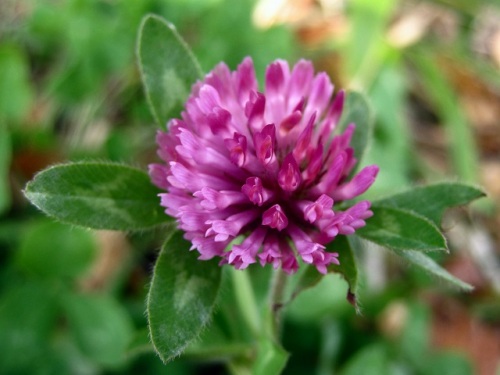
<box><xmin>1</xmin><ymin>0</ymin><xmax>497</xmax><ymax>373</ymax></box>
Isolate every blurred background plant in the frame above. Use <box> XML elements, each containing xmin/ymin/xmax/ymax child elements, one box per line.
<box><xmin>0</xmin><ymin>0</ymin><xmax>499</xmax><ymax>374</ymax></box>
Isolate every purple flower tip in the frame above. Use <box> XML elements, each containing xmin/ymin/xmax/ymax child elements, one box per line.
<box><xmin>262</xmin><ymin>204</ymin><xmax>288</xmax><ymax>231</ymax></box>
<box><xmin>278</xmin><ymin>153</ymin><xmax>301</xmax><ymax>192</ymax></box>
<box><xmin>150</xmin><ymin>57</ymin><xmax>378</xmax><ymax>274</ymax></box>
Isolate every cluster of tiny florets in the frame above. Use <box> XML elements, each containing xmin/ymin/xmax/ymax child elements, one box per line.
<box><xmin>150</xmin><ymin>57</ymin><xmax>378</xmax><ymax>274</ymax></box>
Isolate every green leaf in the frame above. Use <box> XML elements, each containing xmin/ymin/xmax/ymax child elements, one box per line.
<box><xmin>398</xmin><ymin>301</ymin><xmax>430</xmax><ymax>366</ymax></box>
<box><xmin>285</xmin><ymin>235</ymin><xmax>362</xmax><ymax>309</ymax></box>
<box><xmin>0</xmin><ymin>282</ymin><xmax>58</xmax><ymax>374</ymax></box>
<box><xmin>424</xmin><ymin>352</ymin><xmax>473</xmax><ymax>375</ymax></box>
<box><xmin>329</xmin><ymin>235</ymin><xmax>361</xmax><ymax>309</ymax></box>
<box><xmin>148</xmin><ymin>230</ymin><xmax>222</xmax><ymax>362</ymax></box>
<box><xmin>0</xmin><ymin>120</ymin><xmax>11</xmax><ymax>215</ymax></box>
<box><xmin>49</xmin><ymin>335</ymin><xmax>99</xmax><ymax>375</ymax></box>
<box><xmin>394</xmin><ymin>250</ymin><xmax>473</xmax><ymax>291</ymax></box>
<box><xmin>337</xmin><ymin>91</ymin><xmax>373</xmax><ymax>172</ymax></box>
<box><xmin>17</xmin><ymin>221</ymin><xmax>96</xmax><ymax>279</ymax></box>
<box><xmin>126</xmin><ymin>328</ymin><xmax>154</xmax><ymax>358</ymax></box>
<box><xmin>24</xmin><ymin>162</ymin><xmax>169</xmax><ymax>230</ymax></box>
<box><xmin>357</xmin><ymin>206</ymin><xmax>447</xmax><ymax>252</ymax></box>
<box><xmin>287</xmin><ymin>263</ymin><xmax>323</xmax><ymax>304</ymax></box>
<box><xmin>0</xmin><ymin>45</ymin><xmax>33</xmax><ymax>121</ymax></box>
<box><xmin>137</xmin><ymin>15</ymin><xmax>203</xmax><ymax>127</ymax></box>
<box><xmin>345</xmin><ymin>0</ymin><xmax>396</xmax><ymax>78</ymax></box>
<box><xmin>340</xmin><ymin>343</ymin><xmax>390</xmax><ymax>375</ymax></box>
<box><xmin>185</xmin><ymin>321</ymin><xmax>253</xmax><ymax>360</ymax></box>
<box><xmin>286</xmin><ymin>274</ymin><xmax>350</xmax><ymax>322</ymax></box>
<box><xmin>375</xmin><ymin>182</ymin><xmax>485</xmax><ymax>227</ymax></box>
<box><xmin>413</xmin><ymin>52</ymin><xmax>479</xmax><ymax>183</ymax></box>
<box><xmin>252</xmin><ymin>337</ymin><xmax>289</xmax><ymax>375</ymax></box>
<box><xmin>365</xmin><ymin>61</ymin><xmax>412</xmax><ymax>195</ymax></box>
<box><xmin>63</xmin><ymin>293</ymin><xmax>134</xmax><ymax>367</ymax></box>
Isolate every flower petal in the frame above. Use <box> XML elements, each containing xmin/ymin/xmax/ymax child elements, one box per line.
<box><xmin>278</xmin><ymin>153</ymin><xmax>302</xmax><ymax>192</ymax></box>
<box><xmin>262</xmin><ymin>204</ymin><xmax>288</xmax><ymax>231</ymax></box>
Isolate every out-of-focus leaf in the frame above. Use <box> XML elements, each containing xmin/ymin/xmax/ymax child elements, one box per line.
<box><xmin>394</xmin><ymin>250</ymin><xmax>473</xmax><ymax>291</ymax></box>
<box><xmin>357</xmin><ymin>206</ymin><xmax>447</xmax><ymax>252</ymax></box>
<box><xmin>398</xmin><ymin>302</ymin><xmax>430</xmax><ymax>365</ymax></box>
<box><xmin>126</xmin><ymin>328</ymin><xmax>154</xmax><ymax>358</ymax></box>
<box><xmin>186</xmin><ymin>0</ymin><xmax>294</xmax><ymax>77</ymax></box>
<box><xmin>424</xmin><ymin>351</ymin><xmax>474</xmax><ymax>375</ymax></box>
<box><xmin>286</xmin><ymin>274</ymin><xmax>350</xmax><ymax>322</ymax></box>
<box><xmin>0</xmin><ymin>282</ymin><xmax>58</xmax><ymax>374</ymax></box>
<box><xmin>375</xmin><ymin>183</ymin><xmax>485</xmax><ymax>227</ymax></box>
<box><xmin>252</xmin><ymin>337</ymin><xmax>289</xmax><ymax>375</ymax></box>
<box><xmin>337</xmin><ymin>91</ymin><xmax>374</xmax><ymax>173</ymax></box>
<box><xmin>34</xmin><ymin>0</ymin><xmax>133</xmax><ymax>104</ymax></box>
<box><xmin>137</xmin><ymin>14</ymin><xmax>202</xmax><ymax>126</ymax></box>
<box><xmin>285</xmin><ymin>244</ymin><xmax>356</xmax><ymax>311</ymax></box>
<box><xmin>17</xmin><ymin>221</ymin><xmax>96</xmax><ymax>279</ymax></box>
<box><xmin>317</xmin><ymin>319</ymin><xmax>342</xmax><ymax>375</ymax></box>
<box><xmin>49</xmin><ymin>335</ymin><xmax>99</xmax><ymax>375</ymax></box>
<box><xmin>340</xmin><ymin>343</ymin><xmax>390</xmax><ymax>375</ymax></box>
<box><xmin>24</xmin><ymin>162</ymin><xmax>169</xmax><ymax>230</ymax></box>
<box><xmin>346</xmin><ymin>0</ymin><xmax>396</xmax><ymax>77</ymax></box>
<box><xmin>185</xmin><ymin>320</ymin><xmax>252</xmax><ymax>360</ymax></box>
<box><xmin>0</xmin><ymin>120</ymin><xmax>11</xmax><ymax>215</ymax></box>
<box><xmin>148</xmin><ymin>230</ymin><xmax>222</xmax><ymax>362</ymax></box>
<box><xmin>63</xmin><ymin>293</ymin><xmax>134</xmax><ymax>367</ymax></box>
<box><xmin>413</xmin><ymin>52</ymin><xmax>478</xmax><ymax>184</ymax></box>
<box><xmin>286</xmin><ymin>264</ymin><xmax>322</xmax><ymax>305</ymax></box>
<box><xmin>0</xmin><ymin>45</ymin><xmax>33</xmax><ymax>121</ymax></box>
<box><xmin>365</xmin><ymin>62</ymin><xmax>411</xmax><ymax>196</ymax></box>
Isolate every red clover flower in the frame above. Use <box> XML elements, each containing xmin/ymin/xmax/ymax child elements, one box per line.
<box><xmin>150</xmin><ymin>58</ymin><xmax>379</xmax><ymax>274</ymax></box>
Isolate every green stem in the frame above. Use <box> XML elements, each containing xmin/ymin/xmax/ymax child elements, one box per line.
<box><xmin>185</xmin><ymin>343</ymin><xmax>254</xmax><ymax>360</ymax></box>
<box><xmin>229</xmin><ymin>268</ymin><xmax>291</xmax><ymax>374</ymax></box>
<box><xmin>227</xmin><ymin>361</ymin><xmax>253</xmax><ymax>375</ymax></box>
<box><xmin>268</xmin><ymin>268</ymin><xmax>288</xmax><ymax>338</ymax></box>
<box><xmin>230</xmin><ymin>267</ymin><xmax>260</xmax><ymax>338</ymax></box>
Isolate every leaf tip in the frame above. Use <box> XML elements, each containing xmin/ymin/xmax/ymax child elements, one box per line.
<box><xmin>346</xmin><ymin>289</ymin><xmax>357</xmax><ymax>308</ymax></box>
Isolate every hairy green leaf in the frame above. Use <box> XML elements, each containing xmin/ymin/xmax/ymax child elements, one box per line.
<box><xmin>137</xmin><ymin>14</ymin><xmax>203</xmax><ymax>126</ymax></box>
<box><xmin>148</xmin><ymin>231</ymin><xmax>222</xmax><ymax>362</ymax></box>
<box><xmin>24</xmin><ymin>162</ymin><xmax>168</xmax><ymax>230</ymax></box>
<box><xmin>357</xmin><ymin>206</ymin><xmax>447</xmax><ymax>252</ymax></box>
<box><xmin>395</xmin><ymin>250</ymin><xmax>473</xmax><ymax>291</ymax></box>
<box><xmin>375</xmin><ymin>182</ymin><xmax>485</xmax><ymax>226</ymax></box>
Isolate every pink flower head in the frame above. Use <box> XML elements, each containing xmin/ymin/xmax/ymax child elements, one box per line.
<box><xmin>150</xmin><ymin>58</ymin><xmax>378</xmax><ymax>274</ymax></box>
